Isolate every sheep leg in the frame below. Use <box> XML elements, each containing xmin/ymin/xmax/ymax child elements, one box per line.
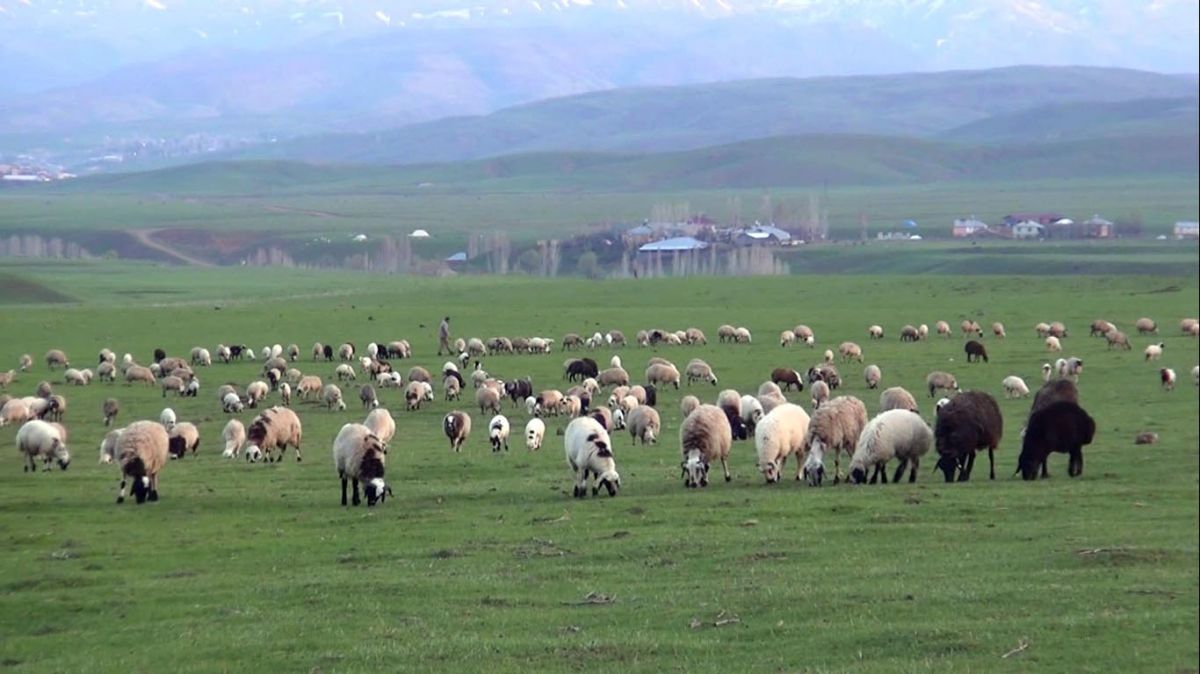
<box><xmin>987</xmin><ymin>447</ymin><xmax>996</xmax><ymax>480</ymax></box>
<box><xmin>340</xmin><ymin>476</ymin><xmax>349</xmax><ymax>506</ymax></box>
<box><xmin>1040</xmin><ymin>459</ymin><xmax>1050</xmax><ymax>479</ymax></box>
<box><xmin>294</xmin><ymin>439</ymin><xmax>303</xmax><ymax>462</ymax></box>
<box><xmin>117</xmin><ymin>479</ymin><xmax>127</xmax><ymax>503</ymax></box>
<box><xmin>892</xmin><ymin>459</ymin><xmax>908</xmax><ymax>484</ymax></box>
<box><xmin>959</xmin><ymin>452</ymin><xmax>976</xmax><ymax>482</ymax></box>
<box><xmin>721</xmin><ymin>457</ymin><xmax>731</xmax><ymax>482</ymax></box>
<box><xmin>148</xmin><ymin>475</ymin><xmax>159</xmax><ymax>502</ymax></box>
<box><xmin>351</xmin><ymin>479</ymin><xmax>361</xmax><ymax>506</ymax></box>
<box><xmin>1068</xmin><ymin>448</ymin><xmax>1083</xmax><ymax>478</ymax></box>
<box><xmin>879</xmin><ymin>464</ymin><xmax>888</xmax><ymax>484</ymax></box>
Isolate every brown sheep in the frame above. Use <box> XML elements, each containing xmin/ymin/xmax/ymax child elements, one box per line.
<box><xmin>680</xmin><ymin>404</ymin><xmax>733</xmax><ymax>487</ymax></box>
<box><xmin>801</xmin><ymin>396</ymin><xmax>867</xmax><ymax>485</ymax></box>
<box><xmin>116</xmin><ymin>420</ymin><xmax>169</xmax><ymax>504</ymax></box>
<box><xmin>1018</xmin><ymin>401</ymin><xmax>1095</xmax><ymax>480</ymax></box>
<box><xmin>245</xmin><ymin>406</ymin><xmax>303</xmax><ymax>463</ymax></box>
<box><xmin>933</xmin><ymin>391</ymin><xmax>1002</xmax><ymax>482</ymax></box>
<box><xmin>770</xmin><ymin>367</ymin><xmax>804</xmax><ymax>392</ymax></box>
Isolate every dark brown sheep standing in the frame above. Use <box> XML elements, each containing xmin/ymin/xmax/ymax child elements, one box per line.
<box><xmin>964</xmin><ymin>340</ymin><xmax>988</xmax><ymax>363</ymax></box>
<box><xmin>934</xmin><ymin>391</ymin><xmax>1003</xmax><ymax>482</ymax></box>
<box><xmin>770</xmin><ymin>367</ymin><xmax>805</xmax><ymax>392</ymax></box>
<box><xmin>1018</xmin><ymin>401</ymin><xmax>1095</xmax><ymax>480</ymax></box>
<box><xmin>1030</xmin><ymin>380</ymin><xmax>1078</xmax><ymax>415</ymax></box>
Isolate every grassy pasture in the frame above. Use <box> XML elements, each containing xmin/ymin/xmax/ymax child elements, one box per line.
<box><xmin>0</xmin><ymin>264</ymin><xmax>1197</xmax><ymax>673</ymax></box>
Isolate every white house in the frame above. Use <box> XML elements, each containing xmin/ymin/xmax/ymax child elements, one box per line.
<box><xmin>952</xmin><ymin>217</ymin><xmax>989</xmax><ymax>238</ymax></box>
<box><xmin>1174</xmin><ymin>221</ymin><xmax>1199</xmax><ymax>240</ymax></box>
<box><xmin>1012</xmin><ymin>220</ymin><xmax>1046</xmax><ymax>240</ymax></box>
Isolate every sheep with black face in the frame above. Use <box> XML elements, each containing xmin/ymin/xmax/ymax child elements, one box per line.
<box><xmin>564</xmin><ymin>416</ymin><xmax>620</xmax><ymax>497</ymax></box>
<box><xmin>332</xmin><ymin>423</ymin><xmax>392</xmax><ymax>506</ymax></box>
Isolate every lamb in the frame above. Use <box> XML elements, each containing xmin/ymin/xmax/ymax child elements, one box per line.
<box><xmin>245</xmin><ymin>406</ymin><xmax>304</xmax><ymax>463</ymax></box>
<box><xmin>359</xmin><ymin>384</ymin><xmax>379</xmax><ymax>409</ymax></box>
<box><xmin>964</xmin><ymin>340</ymin><xmax>988</xmax><ymax>363</ymax></box>
<box><xmin>525</xmin><ymin>418</ymin><xmax>546</xmax><ymax>451</ymax></box>
<box><xmin>863</xmin><ymin>364</ymin><xmax>882</xmax><ymax>389</ymax></box>
<box><xmin>1017</xmin><ymin>401</ymin><xmax>1095</xmax><ymax>480</ymax></box>
<box><xmin>1161</xmin><ymin>368</ymin><xmax>1176</xmax><ymax>391</ymax></box>
<box><xmin>925</xmin><ymin>371</ymin><xmax>959</xmax><ymax>398</ymax></box>
<box><xmin>63</xmin><ymin>368</ymin><xmax>91</xmax><ymax>386</ymax></box>
<box><xmin>992</xmin><ymin>322</ymin><xmax>1006</xmax><ymax>339</ymax></box>
<box><xmin>680</xmin><ymin>395</ymin><xmax>700</xmax><ymax>418</ymax></box>
<box><xmin>792</xmin><ymin>325</ymin><xmax>814</xmax><ymax>344</ymax></box>
<box><xmin>867</xmin><ymin>325</ymin><xmax>884</xmax><ymax>340</ymax></box>
<box><xmin>1105</xmin><ymin>330</ymin><xmax>1131</xmax><ymax>350</ymax></box>
<box><xmin>739</xmin><ymin>395</ymin><xmax>764</xmax><ymax>433</ymax></box>
<box><xmin>878</xmin><ymin>386</ymin><xmax>918</xmax><ymax>414</ymax></box>
<box><xmin>770</xmin><ymin>367</ymin><xmax>804</xmax><ymax>391</ymax></box>
<box><xmin>159</xmin><ymin>407</ymin><xmax>177</xmax><ymax>430</ymax></box>
<box><xmin>222</xmin><ymin>392</ymin><xmax>245</xmax><ymax>413</ymax></box>
<box><xmin>363</xmin><ymin>408</ymin><xmax>396</xmax><ymax>448</ymax></box>
<box><xmin>626</xmin><ymin>405</ymin><xmax>661</xmax><ymax>445</ymax></box>
<box><xmin>823</xmin><ymin>349</ymin><xmax>835</xmax><ymax>364</ymax></box>
<box><xmin>936</xmin><ymin>321</ymin><xmax>952</xmax><ymax>338</ymax></box>
<box><xmin>598</xmin><ymin>366</ymin><xmax>632</xmax><ymax>388</ymax></box>
<box><xmin>245</xmin><ymin>380</ymin><xmax>269</xmax><ymax>408</ymax></box>
<box><xmin>800</xmin><ymin>395</ymin><xmax>868</xmax><ymax>486</ymax></box>
<box><xmin>443</xmin><ymin>410</ymin><xmax>471</xmax><ymax>452</ymax></box>
<box><xmin>167</xmin><ymin>422</ymin><xmax>201</xmax><ymax>459</ymax></box>
<box><xmin>1045</xmin><ymin>336</ymin><xmax>1062</xmax><ymax>352</ymax></box>
<box><xmin>643</xmin><ymin>363</ymin><xmax>679</xmax><ymax>389</ymax></box>
<box><xmin>97</xmin><ymin>362</ymin><xmax>116</xmax><ymax>382</ymax></box>
<box><xmin>838</xmin><ymin>341</ymin><xmax>863</xmax><ymax>363</ymax></box>
<box><xmin>124</xmin><ymin>365</ymin><xmax>155</xmax><ymax>385</ymax></box>
<box><xmin>779</xmin><ymin>330</ymin><xmax>796</xmax><ymax>347</ymax></box>
<box><xmin>960</xmin><ymin>320</ymin><xmax>983</xmax><ymax>338</ymax></box>
<box><xmin>680</xmin><ymin>404</ymin><xmax>733</xmax><ymax>487</ymax></box>
<box><xmin>44</xmin><ymin>349</ymin><xmax>69</xmax><ymax>370</ymax></box>
<box><xmin>810</xmin><ymin>380</ymin><xmax>831</xmax><ymax>410</ymax></box>
<box><xmin>102</xmin><ymin>397</ymin><xmax>120</xmax><ymax>426</ymax></box>
<box><xmin>333</xmin><ymin>423</ymin><xmax>391</xmax><ymax>506</ymax></box>
<box><xmin>1002</xmin><ymin>375</ymin><xmax>1030</xmax><ymax>399</ymax></box>
<box><xmin>488</xmin><ymin>414</ymin><xmax>511</xmax><ymax>452</ymax></box>
<box><xmin>848</xmin><ymin>409</ymin><xmax>933</xmax><ymax>484</ymax></box>
<box><xmin>754</xmin><ymin>403</ymin><xmax>810</xmax><ymax>483</ymax></box>
<box><xmin>335</xmin><ymin>363</ymin><xmax>356</xmax><ymax>381</ymax></box>
<box><xmin>114</xmin><ymin>421</ymin><xmax>170</xmax><ymax>504</ymax></box>
<box><xmin>279</xmin><ymin>382</ymin><xmax>292</xmax><ymax>406</ymax></box>
<box><xmin>16</xmin><ymin>419</ymin><xmax>70</xmax><ymax>472</ymax></box>
<box><xmin>1035</xmin><ymin>322</ymin><xmax>1052</xmax><ymax>338</ymax></box>
<box><xmin>1144</xmin><ymin>343</ymin><xmax>1164</xmax><ymax>361</ymax></box>
<box><xmin>564</xmin><ymin>416</ymin><xmax>620</xmax><ymax>497</ymax></box>
<box><xmin>685</xmin><ymin>359</ymin><xmax>718</xmax><ymax>386</ymax></box>
<box><xmin>161</xmin><ymin>375</ymin><xmax>185</xmax><ymax>398</ymax></box>
<box><xmin>733</xmin><ymin>327</ymin><xmax>752</xmax><ymax>344</ymax></box>
<box><xmin>1134</xmin><ymin>317</ymin><xmax>1157</xmax><ymax>335</ymax></box>
<box><xmin>221</xmin><ymin>419</ymin><xmax>246</xmax><ymax>458</ymax></box>
<box><xmin>933</xmin><ymin>390</ymin><xmax>1003</xmax><ymax>482</ymax></box>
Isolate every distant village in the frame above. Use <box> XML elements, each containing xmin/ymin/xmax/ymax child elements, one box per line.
<box><xmin>948</xmin><ymin>213</ymin><xmax>1199</xmax><ymax>241</ymax></box>
<box><xmin>0</xmin><ymin>163</ymin><xmax>75</xmax><ymax>183</ymax></box>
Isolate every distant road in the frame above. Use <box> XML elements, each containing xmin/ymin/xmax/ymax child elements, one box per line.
<box><xmin>127</xmin><ymin>229</ymin><xmax>214</xmax><ymax>267</ymax></box>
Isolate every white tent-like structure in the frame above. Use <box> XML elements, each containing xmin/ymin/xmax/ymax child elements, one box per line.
<box><xmin>409</xmin><ymin>229</ymin><xmax>431</xmax><ymax>238</ymax></box>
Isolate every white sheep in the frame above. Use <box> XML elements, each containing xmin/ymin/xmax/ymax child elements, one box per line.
<box><xmin>680</xmin><ymin>395</ymin><xmax>700</xmax><ymax>418</ymax></box>
<box><xmin>733</xmin><ymin>327</ymin><xmax>752</xmax><ymax>344</ymax></box>
<box><xmin>810</xmin><ymin>380</ymin><xmax>831</xmax><ymax>410</ymax></box>
<box><xmin>1041</xmin><ymin>363</ymin><xmax>1054</xmax><ymax>382</ymax></box>
<box><xmin>99</xmin><ymin>428</ymin><xmax>124</xmax><ymax>464</ymax></box>
<box><xmin>739</xmin><ymin>394</ymin><xmax>764</xmax><ymax>432</ymax></box>
<box><xmin>564</xmin><ymin>416</ymin><xmax>620</xmax><ymax>497</ymax></box>
<box><xmin>222</xmin><ymin>419</ymin><xmax>246</xmax><ymax>458</ymax></box>
<box><xmin>333</xmin><ymin>423</ymin><xmax>391</xmax><ymax>506</ymax></box>
<box><xmin>115</xmin><ymin>420</ymin><xmax>170</xmax><ymax>504</ymax></box>
<box><xmin>626</xmin><ymin>405</ymin><xmax>661</xmax><ymax>445</ymax></box>
<box><xmin>335</xmin><ymin>363</ymin><xmax>356</xmax><ymax>381</ymax></box>
<box><xmin>222</xmin><ymin>392</ymin><xmax>245</xmax><ymax>413</ymax></box>
<box><xmin>823</xmin><ymin>349</ymin><xmax>834</xmax><ymax>364</ymax></box>
<box><xmin>1045</xmin><ymin>335</ymin><xmax>1062</xmax><ymax>352</ymax></box>
<box><xmin>1002</xmin><ymin>376</ymin><xmax>1030</xmax><ymax>399</ymax></box>
<box><xmin>16</xmin><ymin>419</ymin><xmax>70</xmax><ymax>472</ymax></box>
<box><xmin>867</xmin><ymin>325</ymin><xmax>883</xmax><ymax>339</ymax></box>
<box><xmin>685</xmin><ymin>359</ymin><xmax>718</xmax><ymax>386</ymax></box>
<box><xmin>323</xmin><ymin>384</ymin><xmax>347</xmax><ymax>411</ymax></box>
<box><xmin>878</xmin><ymin>386</ymin><xmax>918</xmax><ymax>413</ymax></box>
<box><xmin>245</xmin><ymin>380</ymin><xmax>269</xmax><ymax>407</ymax></box>
<box><xmin>525</xmin><ymin>418</ymin><xmax>546</xmax><ymax>451</ymax></box>
<box><xmin>364</xmin><ymin>408</ymin><xmax>396</xmax><ymax>448</ymax></box>
<box><xmin>863</xmin><ymin>364</ymin><xmax>882</xmax><ymax>389</ymax></box>
<box><xmin>754</xmin><ymin>403</ymin><xmax>810</xmax><ymax>483</ymax></box>
<box><xmin>848</xmin><ymin>409</ymin><xmax>933</xmax><ymax>484</ymax></box>
<box><xmin>838</xmin><ymin>341</ymin><xmax>864</xmax><ymax>363</ymax></box>
<box><xmin>159</xmin><ymin>407</ymin><xmax>177</xmax><ymax>430</ymax></box>
<box><xmin>489</xmin><ymin>415</ymin><xmax>511</xmax><ymax>452</ymax></box>
<box><xmin>279</xmin><ymin>382</ymin><xmax>292</xmax><ymax>406</ymax></box>
<box><xmin>0</xmin><ymin>398</ymin><xmax>32</xmax><ymax>427</ymax></box>
<box><xmin>680</xmin><ymin>404</ymin><xmax>733</xmax><ymax>487</ymax></box>
<box><xmin>1161</xmin><ymin>368</ymin><xmax>1176</xmax><ymax>391</ymax></box>
<box><xmin>936</xmin><ymin>321</ymin><xmax>952</xmax><ymax>338</ymax></box>
<box><xmin>1144</xmin><ymin>343</ymin><xmax>1165</xmax><ymax>361</ymax></box>
<box><xmin>780</xmin><ymin>330</ymin><xmax>796</xmax><ymax>347</ymax></box>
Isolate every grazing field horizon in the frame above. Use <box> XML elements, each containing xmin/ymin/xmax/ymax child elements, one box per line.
<box><xmin>0</xmin><ymin>263</ymin><xmax>1197</xmax><ymax>672</ymax></box>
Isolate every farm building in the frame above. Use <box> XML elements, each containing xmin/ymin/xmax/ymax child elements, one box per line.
<box><xmin>952</xmin><ymin>217</ymin><xmax>989</xmax><ymax>238</ymax></box>
<box><xmin>733</xmin><ymin>225</ymin><xmax>792</xmax><ymax>247</ymax></box>
<box><xmin>1012</xmin><ymin>220</ymin><xmax>1045</xmax><ymax>240</ymax></box>
<box><xmin>1081</xmin><ymin>215</ymin><xmax>1114</xmax><ymax>239</ymax></box>
<box><xmin>1004</xmin><ymin>212</ymin><xmax>1065</xmax><ymax>226</ymax></box>
<box><xmin>638</xmin><ymin>237</ymin><xmax>709</xmax><ymax>254</ymax></box>
<box><xmin>1175</xmin><ymin>222</ymin><xmax>1199</xmax><ymax>240</ymax></box>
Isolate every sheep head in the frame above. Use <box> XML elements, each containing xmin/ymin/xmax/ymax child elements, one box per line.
<box><xmin>760</xmin><ymin>459</ymin><xmax>781</xmax><ymax>484</ymax></box>
<box><xmin>595</xmin><ymin>469</ymin><xmax>620</xmax><ymax>497</ymax></box>
<box><xmin>802</xmin><ymin>443</ymin><xmax>825</xmax><ymax>486</ymax></box>
<box><xmin>52</xmin><ymin>438</ymin><xmax>70</xmax><ymax>470</ymax></box>
<box><xmin>681</xmin><ymin>451</ymin><xmax>709</xmax><ymax>488</ymax></box>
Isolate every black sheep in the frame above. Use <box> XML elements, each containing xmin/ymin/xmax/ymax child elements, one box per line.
<box><xmin>565</xmin><ymin>358</ymin><xmax>598</xmax><ymax>382</ymax></box>
<box><xmin>964</xmin><ymin>340</ymin><xmax>988</xmax><ymax>363</ymax></box>
<box><xmin>1018</xmin><ymin>401</ymin><xmax>1095</xmax><ymax>480</ymax></box>
<box><xmin>1030</xmin><ymin>380</ymin><xmax>1078</xmax><ymax>416</ymax></box>
<box><xmin>505</xmin><ymin>377</ymin><xmax>533</xmax><ymax>404</ymax></box>
<box><xmin>643</xmin><ymin>384</ymin><xmax>657</xmax><ymax>408</ymax></box>
<box><xmin>934</xmin><ymin>390</ymin><xmax>1003</xmax><ymax>482</ymax></box>
<box><xmin>322</xmin><ymin>344</ymin><xmax>334</xmax><ymax>361</ymax></box>
<box><xmin>153</xmin><ymin>348</ymin><xmax>166</xmax><ymax>363</ymax></box>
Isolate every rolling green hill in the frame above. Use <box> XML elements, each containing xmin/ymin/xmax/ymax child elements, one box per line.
<box><xmin>60</xmin><ymin>131</ymin><xmax>1199</xmax><ymax>196</ymax></box>
<box><xmin>231</xmin><ymin>66</ymin><xmax>1198</xmax><ymax>165</ymax></box>
<box><xmin>941</xmin><ymin>97</ymin><xmax>1199</xmax><ymax>144</ymax></box>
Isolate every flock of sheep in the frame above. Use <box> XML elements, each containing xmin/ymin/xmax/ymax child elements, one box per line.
<box><xmin>2</xmin><ymin>315</ymin><xmax>1196</xmax><ymax>506</ymax></box>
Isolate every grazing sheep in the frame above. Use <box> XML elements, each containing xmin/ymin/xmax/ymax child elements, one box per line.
<box><xmin>589</xmin><ymin>406</ymin><xmax>613</xmax><ymax>432</ymax></box>
<box><xmin>754</xmin><ymin>403</ymin><xmax>810</xmax><ymax>483</ymax></box>
<box><xmin>377</xmin><ymin>371</ymin><xmax>403</xmax><ymax>389</ymax></box>
<box><xmin>807</xmin><ymin>364</ymin><xmax>841</xmax><ymax>390</ymax></box>
<box><xmin>535</xmin><ymin>389</ymin><xmax>564</xmax><ymax>417</ymax></box>
<box><xmin>878</xmin><ymin>386</ymin><xmax>918</xmax><ymax>413</ymax></box>
<box><xmin>488</xmin><ymin>415</ymin><xmax>511</xmax><ymax>452</ymax></box>
<box><xmin>504</xmin><ymin>378</ymin><xmax>534</xmax><ymax>406</ymax></box>
<box><xmin>1035</xmin><ymin>322</ymin><xmax>1052</xmax><ymax>338</ymax></box>
<box><xmin>607</xmin><ymin>330</ymin><xmax>627</xmax><ymax>348</ymax></box>
<box><xmin>564</xmin><ymin>416</ymin><xmax>620</xmax><ymax>497</ymax></box>
<box><xmin>1030</xmin><ymin>380</ymin><xmax>1079</xmax><ymax>420</ymax></box>
<box><xmin>685</xmin><ymin>359</ymin><xmax>718</xmax><ymax>386</ymax></box>
<box><xmin>793</xmin><ymin>324</ymin><xmax>815</xmax><ymax>344</ymax></box>
<box><xmin>565</xmin><ymin>358</ymin><xmax>599</xmax><ymax>382</ymax></box>
<box><xmin>1048</xmin><ymin>322</ymin><xmax>1068</xmax><ymax>338</ymax></box>
<box><xmin>222</xmin><ymin>392</ymin><xmax>245</xmax><ymax>413</ymax></box>
<box><xmin>443</xmin><ymin>410</ymin><xmax>471</xmax><ymax>452</ymax></box>
<box><xmin>1002</xmin><ymin>376</ymin><xmax>1030</xmax><ymax>399</ymax></box>
<box><xmin>322</xmin><ymin>384</ymin><xmax>347</xmax><ymax>411</ymax></box>
<box><xmin>114</xmin><ymin>421</ymin><xmax>170</xmax><ymax>503</ymax></box>
<box><xmin>245</xmin><ymin>381</ymin><xmax>269</xmax><ymax>408</ymax></box>
<box><xmin>297</xmin><ymin>375</ymin><xmax>323</xmax><ymax>401</ymax></box>
<box><xmin>337</xmin><ymin>343</ymin><xmax>355</xmax><ymax>361</ymax></box>
<box><xmin>643</xmin><ymin>363</ymin><xmax>678</xmax><ymax>390</ymax></box>
<box><xmin>363</xmin><ymin>408</ymin><xmax>396</xmax><ymax>448</ymax></box>
<box><xmin>810</xmin><ymin>380</ymin><xmax>831</xmax><ymax>410</ymax></box>
<box><xmin>960</xmin><ymin>320</ymin><xmax>983</xmax><ymax>338</ymax></box>
<box><xmin>1134</xmin><ymin>431</ymin><xmax>1159</xmax><ymax>445</ymax></box>
<box><xmin>717</xmin><ymin>324</ymin><xmax>736</xmax><ymax>343</ymax></box>
<box><xmin>992</xmin><ymin>322</ymin><xmax>1006</xmax><ymax>339</ymax></box>
<box><xmin>964</xmin><ymin>340</ymin><xmax>988</xmax><ymax>363</ymax></box>
<box><xmin>933</xmin><ymin>391</ymin><xmax>1003</xmax><ymax>482</ymax></box>
<box><xmin>733</xmin><ymin>327</ymin><xmax>752</xmax><ymax>344</ymax></box>
<box><xmin>245</xmin><ymin>406</ymin><xmax>304</xmax><ymax>463</ymax></box>
<box><xmin>333</xmin><ymin>423</ymin><xmax>391</xmax><ymax>506</ymax></box>
<box><xmin>716</xmin><ymin>389</ymin><xmax>747</xmax><ymax>440</ymax></box>
<box><xmin>1105</xmin><ymin>330</ymin><xmax>1131</xmax><ymax>350</ymax></box>
<box><xmin>161</xmin><ymin>375</ymin><xmax>185</xmax><ymax>398</ymax></box>
<box><xmin>561</xmin><ymin>395</ymin><xmax>583</xmax><ymax>418</ymax></box>
<box><xmin>1045</xmin><ymin>335</ymin><xmax>1062</xmax><ymax>352</ymax></box>
<box><xmin>899</xmin><ymin>325</ymin><xmax>920</xmax><ymax>342</ymax></box>
<box><xmin>335</xmin><ymin>363</ymin><xmax>356</xmax><ymax>381</ymax></box>
<box><xmin>279</xmin><ymin>382</ymin><xmax>292</xmax><ymax>407</ymax></box>
<box><xmin>823</xmin><ymin>349</ymin><xmax>834</xmax><ymax>364</ymax></box>
<box><xmin>1144</xmin><ymin>343</ymin><xmax>1164</xmax><ymax>361</ymax></box>
<box><xmin>1057</xmin><ymin>357</ymin><xmax>1084</xmax><ymax>382</ymax></box>
<box><xmin>848</xmin><ymin>409</ymin><xmax>933</xmax><ymax>484</ymax></box>
<box><xmin>867</xmin><ymin>325</ymin><xmax>884</xmax><ymax>340</ymax></box>
<box><xmin>801</xmin><ymin>396</ymin><xmax>868</xmax><ymax>486</ymax></box>
<box><xmin>159</xmin><ymin>407</ymin><xmax>177</xmax><ymax>430</ymax></box>
<box><xmin>124</xmin><ymin>365</ymin><xmax>155</xmax><ymax>386</ymax></box>
<box><xmin>44</xmin><ymin>349</ymin><xmax>69</xmax><ymax>370</ymax></box>
<box><xmin>739</xmin><ymin>395</ymin><xmax>764</xmax><ymax>433</ymax></box>
<box><xmin>1135</xmin><ymin>317</ymin><xmax>1158</xmax><ymax>335</ymax></box>
<box><xmin>756</xmin><ymin>381</ymin><xmax>788</xmax><ymax>415</ymax></box>
<box><xmin>679</xmin><ymin>395</ymin><xmax>700</xmax><ymax>419</ymax></box>
<box><xmin>167</xmin><ymin>422</ymin><xmax>201</xmax><ymax>459</ymax></box>
<box><xmin>359</xmin><ymin>384</ymin><xmax>378</xmax><ymax>409</ymax></box>
<box><xmin>63</xmin><ymin>368</ymin><xmax>90</xmax><ymax>386</ymax></box>
<box><xmin>524</xmin><ymin>418</ymin><xmax>546</xmax><ymax>451</ymax></box>
<box><xmin>770</xmin><ymin>367</ymin><xmax>804</xmax><ymax>392</ymax></box>
<box><xmin>838</xmin><ymin>341</ymin><xmax>863</xmax><ymax>363</ymax></box>
<box><xmin>46</xmin><ymin>394</ymin><xmax>66</xmax><ymax>422</ymax></box>
<box><xmin>1018</xmin><ymin>401</ymin><xmax>1095</xmax><ymax>480</ymax></box>
<box><xmin>16</xmin><ymin>419</ymin><xmax>70</xmax><ymax>472</ymax></box>
<box><xmin>863</xmin><ymin>364</ymin><xmax>882</xmax><ymax>389</ymax></box>
<box><xmin>102</xmin><ymin>397</ymin><xmax>120</xmax><ymax>426</ymax></box>
<box><xmin>312</xmin><ymin>342</ymin><xmax>324</xmax><ymax>361</ymax></box>
<box><xmin>221</xmin><ymin>419</ymin><xmax>246</xmax><ymax>458</ymax></box>
<box><xmin>407</xmin><ymin>366</ymin><xmax>432</xmax><ymax>384</ymax></box>
<box><xmin>0</xmin><ymin>399</ymin><xmax>27</xmax><ymax>427</ymax></box>
<box><xmin>626</xmin><ymin>405</ymin><xmax>661</xmax><ymax>445</ymax></box>
<box><xmin>680</xmin><ymin>405</ymin><xmax>733</xmax><ymax>487</ymax></box>
<box><xmin>1181</xmin><ymin>318</ymin><xmax>1199</xmax><ymax>334</ymax></box>
<box><xmin>598</xmin><ymin>366</ymin><xmax>632</xmax><ymax>388</ymax></box>
<box><xmin>1161</xmin><ymin>368</ymin><xmax>1176</xmax><ymax>391</ymax></box>
<box><xmin>1089</xmin><ymin>319</ymin><xmax>1116</xmax><ymax>337</ymax></box>
<box><xmin>685</xmin><ymin>328</ymin><xmax>707</xmax><ymax>345</ymax></box>
<box><xmin>98</xmin><ymin>428</ymin><xmax>124</xmax><ymax>464</ymax></box>
<box><xmin>780</xmin><ymin>330</ymin><xmax>797</xmax><ymax>347</ymax></box>
<box><xmin>925</xmin><ymin>371</ymin><xmax>959</xmax><ymax>398</ymax></box>
<box><xmin>936</xmin><ymin>321</ymin><xmax>952</xmax><ymax>338</ymax></box>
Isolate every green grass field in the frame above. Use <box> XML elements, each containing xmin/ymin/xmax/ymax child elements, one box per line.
<box><xmin>0</xmin><ymin>264</ymin><xmax>1197</xmax><ymax>672</ymax></box>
